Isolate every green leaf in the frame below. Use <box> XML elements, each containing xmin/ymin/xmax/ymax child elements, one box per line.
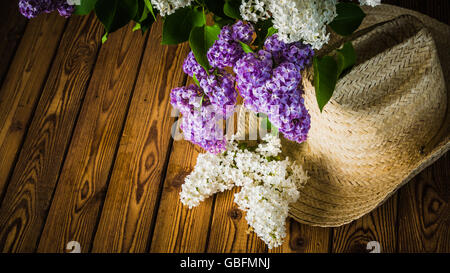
<box><xmin>336</xmin><ymin>42</ymin><xmax>356</xmax><ymax>76</ymax></box>
<box><xmin>239</xmin><ymin>41</ymin><xmax>253</xmax><ymax>53</ymax></box>
<box><xmin>213</xmin><ymin>15</ymin><xmax>234</xmax><ymax>28</ymax></box>
<box><xmin>143</xmin><ymin>0</ymin><xmax>157</xmax><ymax>21</ymax></box>
<box><xmin>74</xmin><ymin>0</ymin><xmax>98</xmax><ymax>15</ymax></box>
<box><xmin>162</xmin><ymin>7</ymin><xmax>206</xmax><ymax>45</ymax></box>
<box><xmin>267</xmin><ymin>26</ymin><xmax>278</xmax><ymax>37</ymax></box>
<box><xmin>260</xmin><ymin>114</ymin><xmax>278</xmax><ymax>135</ymax></box>
<box><xmin>223</xmin><ymin>0</ymin><xmax>242</xmax><ymax>20</ymax></box>
<box><xmin>205</xmin><ymin>0</ymin><xmax>229</xmax><ymax>19</ymax></box>
<box><xmin>199</xmin><ymin>94</ymin><xmax>205</xmax><ymax>108</ymax></box>
<box><xmin>189</xmin><ymin>25</ymin><xmax>221</xmax><ymax>71</ymax></box>
<box><xmin>101</xmin><ymin>32</ymin><xmax>108</xmax><ymax>44</ymax></box>
<box><xmin>95</xmin><ymin>0</ymin><xmax>138</xmax><ymax>33</ymax></box>
<box><xmin>193</xmin><ymin>73</ymin><xmax>201</xmax><ymax>87</ymax></box>
<box><xmin>328</xmin><ymin>3</ymin><xmax>365</xmax><ymax>36</ymax></box>
<box><xmin>313</xmin><ymin>56</ymin><xmax>338</xmax><ymax>111</ymax></box>
<box><xmin>134</xmin><ymin>0</ymin><xmax>147</xmax><ymax>22</ymax></box>
<box><xmin>133</xmin><ymin>1</ymin><xmax>155</xmax><ymax>34</ymax></box>
<box><xmin>132</xmin><ymin>23</ymin><xmax>141</xmax><ymax>32</ymax></box>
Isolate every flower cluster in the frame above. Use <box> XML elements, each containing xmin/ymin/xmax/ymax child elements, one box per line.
<box><xmin>239</xmin><ymin>0</ymin><xmax>271</xmax><ymax>23</ymax></box>
<box><xmin>180</xmin><ymin>134</ymin><xmax>309</xmax><ymax>249</ymax></box>
<box><xmin>171</xmin><ymin>22</ymin><xmax>257</xmax><ymax>153</ymax></box>
<box><xmin>170</xmin><ymin>83</ymin><xmax>228</xmax><ymax>155</ymax></box>
<box><xmin>19</xmin><ymin>0</ymin><xmax>75</xmax><ymax>19</ymax></box>
<box><xmin>150</xmin><ymin>0</ymin><xmax>193</xmax><ymax>16</ymax></box>
<box><xmin>234</xmin><ymin>34</ymin><xmax>313</xmax><ymax>143</ymax></box>
<box><xmin>207</xmin><ymin>21</ymin><xmax>255</xmax><ymax>69</ymax></box>
<box><xmin>240</xmin><ymin>0</ymin><xmax>337</xmax><ymax>49</ymax></box>
<box><xmin>359</xmin><ymin>0</ymin><xmax>381</xmax><ymax>7</ymax></box>
<box><xmin>270</xmin><ymin>0</ymin><xmax>337</xmax><ymax>49</ymax></box>
<box><xmin>240</xmin><ymin>0</ymin><xmax>380</xmax><ymax>49</ymax></box>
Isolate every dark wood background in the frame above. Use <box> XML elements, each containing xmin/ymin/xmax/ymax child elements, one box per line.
<box><xmin>0</xmin><ymin>0</ymin><xmax>448</xmax><ymax>253</ymax></box>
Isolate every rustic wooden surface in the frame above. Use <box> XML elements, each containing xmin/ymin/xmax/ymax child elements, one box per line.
<box><xmin>0</xmin><ymin>1</ymin><xmax>448</xmax><ymax>253</ymax></box>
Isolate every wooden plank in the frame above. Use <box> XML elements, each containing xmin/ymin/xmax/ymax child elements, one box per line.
<box><xmin>206</xmin><ymin>187</ymin><xmax>267</xmax><ymax>253</ymax></box>
<box><xmin>0</xmin><ymin>0</ymin><xmax>27</xmax><ymax>85</ymax></box>
<box><xmin>149</xmin><ymin>137</ymin><xmax>215</xmax><ymax>253</ymax></box>
<box><xmin>331</xmin><ymin>195</ymin><xmax>398</xmax><ymax>253</ymax></box>
<box><xmin>397</xmin><ymin>154</ymin><xmax>450</xmax><ymax>252</ymax></box>
<box><xmin>0</xmin><ymin>13</ymin><xmax>65</xmax><ymax>200</ymax></box>
<box><xmin>37</xmin><ymin>24</ymin><xmax>148</xmax><ymax>253</ymax></box>
<box><xmin>91</xmin><ymin>19</ymin><xmax>190</xmax><ymax>253</ymax></box>
<box><xmin>269</xmin><ymin>219</ymin><xmax>331</xmax><ymax>253</ymax></box>
<box><xmin>0</xmin><ymin>14</ymin><xmax>103</xmax><ymax>253</ymax></box>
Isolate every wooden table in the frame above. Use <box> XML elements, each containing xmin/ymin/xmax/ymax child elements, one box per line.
<box><xmin>0</xmin><ymin>1</ymin><xmax>448</xmax><ymax>253</ymax></box>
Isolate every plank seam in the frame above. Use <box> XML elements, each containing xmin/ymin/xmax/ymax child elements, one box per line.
<box><xmin>395</xmin><ymin>190</ymin><xmax>401</xmax><ymax>253</ymax></box>
<box><xmin>203</xmin><ymin>195</ymin><xmax>217</xmax><ymax>253</ymax></box>
<box><xmin>328</xmin><ymin>227</ymin><xmax>334</xmax><ymax>253</ymax></box>
<box><xmin>145</xmin><ymin>72</ymin><xmax>189</xmax><ymax>253</ymax></box>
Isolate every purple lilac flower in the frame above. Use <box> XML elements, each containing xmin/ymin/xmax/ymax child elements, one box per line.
<box><xmin>183</xmin><ymin>51</ymin><xmax>209</xmax><ymax>79</ymax></box>
<box><xmin>264</xmin><ymin>34</ymin><xmax>314</xmax><ymax>70</ymax></box>
<box><xmin>218</xmin><ymin>25</ymin><xmax>233</xmax><ymax>42</ymax></box>
<box><xmin>231</xmin><ymin>21</ymin><xmax>254</xmax><ymax>44</ymax></box>
<box><xmin>234</xmin><ymin>50</ymin><xmax>272</xmax><ymax>113</ymax></box>
<box><xmin>19</xmin><ymin>0</ymin><xmax>52</xmax><ymax>18</ymax></box>
<box><xmin>183</xmin><ymin>51</ymin><xmax>237</xmax><ymax>117</ymax></box>
<box><xmin>268</xmin><ymin>93</ymin><xmax>311</xmax><ymax>143</ymax></box>
<box><xmin>207</xmin><ymin>39</ymin><xmax>244</xmax><ymax>69</ymax></box>
<box><xmin>199</xmin><ymin>71</ymin><xmax>237</xmax><ymax>117</ymax></box>
<box><xmin>19</xmin><ymin>0</ymin><xmax>74</xmax><ymax>19</ymax></box>
<box><xmin>56</xmin><ymin>0</ymin><xmax>75</xmax><ymax>18</ymax></box>
<box><xmin>234</xmin><ymin>34</ymin><xmax>313</xmax><ymax>143</ymax></box>
<box><xmin>170</xmin><ymin>84</ymin><xmax>204</xmax><ymax>116</ymax></box>
<box><xmin>180</xmin><ymin>109</ymin><xmax>227</xmax><ymax>154</ymax></box>
<box><xmin>281</xmin><ymin>42</ymin><xmax>315</xmax><ymax>70</ymax></box>
<box><xmin>170</xmin><ymin>84</ymin><xmax>227</xmax><ymax>154</ymax></box>
<box><xmin>207</xmin><ymin>21</ymin><xmax>254</xmax><ymax>69</ymax></box>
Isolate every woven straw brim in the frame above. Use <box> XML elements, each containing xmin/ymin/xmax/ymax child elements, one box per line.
<box><xmin>285</xmin><ymin>5</ymin><xmax>450</xmax><ymax>227</ymax></box>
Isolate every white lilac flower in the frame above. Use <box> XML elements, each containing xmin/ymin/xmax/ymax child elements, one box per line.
<box><xmin>240</xmin><ymin>0</ymin><xmax>380</xmax><ymax>49</ymax></box>
<box><xmin>359</xmin><ymin>0</ymin><xmax>381</xmax><ymax>7</ymax></box>
<box><xmin>150</xmin><ymin>0</ymin><xmax>193</xmax><ymax>16</ymax></box>
<box><xmin>180</xmin><ymin>134</ymin><xmax>308</xmax><ymax>248</ymax></box>
<box><xmin>240</xmin><ymin>0</ymin><xmax>271</xmax><ymax>22</ymax></box>
<box><xmin>270</xmin><ymin>0</ymin><xmax>337</xmax><ymax>49</ymax></box>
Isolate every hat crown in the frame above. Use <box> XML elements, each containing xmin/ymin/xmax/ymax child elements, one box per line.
<box><xmin>299</xmin><ymin>15</ymin><xmax>447</xmax><ymax>187</ymax></box>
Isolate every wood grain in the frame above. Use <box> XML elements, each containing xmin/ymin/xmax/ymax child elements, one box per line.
<box><xmin>149</xmin><ymin>121</ymin><xmax>215</xmax><ymax>253</ymax></box>
<box><xmin>397</xmin><ymin>153</ymin><xmax>450</xmax><ymax>252</ymax></box>
<box><xmin>332</xmin><ymin>194</ymin><xmax>398</xmax><ymax>253</ymax></box>
<box><xmin>270</xmin><ymin>219</ymin><xmax>331</xmax><ymax>253</ymax></box>
<box><xmin>206</xmin><ymin>187</ymin><xmax>268</xmax><ymax>253</ymax></box>
<box><xmin>0</xmin><ymin>13</ymin><xmax>65</xmax><ymax>201</ymax></box>
<box><xmin>91</xmin><ymin>19</ymin><xmax>190</xmax><ymax>253</ymax></box>
<box><xmin>0</xmin><ymin>0</ymin><xmax>27</xmax><ymax>86</ymax></box>
<box><xmin>0</xmin><ymin>14</ymin><xmax>103</xmax><ymax>253</ymax></box>
<box><xmin>37</xmin><ymin>24</ymin><xmax>148</xmax><ymax>253</ymax></box>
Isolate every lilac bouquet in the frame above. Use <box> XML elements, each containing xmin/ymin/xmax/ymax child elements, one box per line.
<box><xmin>170</xmin><ymin>21</ymin><xmax>314</xmax><ymax>153</ymax></box>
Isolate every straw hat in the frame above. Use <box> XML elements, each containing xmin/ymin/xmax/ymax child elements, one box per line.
<box><xmin>238</xmin><ymin>4</ymin><xmax>449</xmax><ymax>227</ymax></box>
